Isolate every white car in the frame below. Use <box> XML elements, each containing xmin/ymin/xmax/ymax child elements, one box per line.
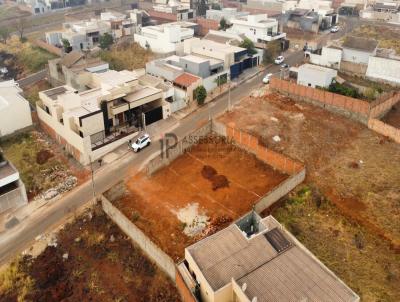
<box><xmin>262</xmin><ymin>73</ymin><xmax>273</xmax><ymax>84</ymax></box>
<box><xmin>131</xmin><ymin>134</ymin><xmax>151</xmax><ymax>152</ymax></box>
<box><xmin>274</xmin><ymin>56</ymin><xmax>285</xmax><ymax>64</ymax></box>
<box><xmin>330</xmin><ymin>26</ymin><xmax>339</xmax><ymax>33</ymax></box>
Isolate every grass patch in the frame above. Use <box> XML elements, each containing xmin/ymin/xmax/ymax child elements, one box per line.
<box><xmin>0</xmin><ymin>37</ymin><xmax>56</xmax><ymax>75</ymax></box>
<box><xmin>0</xmin><ymin>256</ymin><xmax>35</xmax><ymax>302</ymax></box>
<box><xmin>23</xmin><ymin>80</ymin><xmax>52</xmax><ymax>106</ymax></box>
<box><xmin>271</xmin><ymin>185</ymin><xmax>400</xmax><ymax>301</ymax></box>
<box><xmin>99</xmin><ymin>42</ymin><xmax>153</xmax><ymax>71</ymax></box>
<box><xmin>0</xmin><ymin>131</ymin><xmax>70</xmax><ymax>197</ymax></box>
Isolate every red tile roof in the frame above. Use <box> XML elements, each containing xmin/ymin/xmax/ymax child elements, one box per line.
<box><xmin>174</xmin><ymin>73</ymin><xmax>200</xmax><ymax>88</ymax></box>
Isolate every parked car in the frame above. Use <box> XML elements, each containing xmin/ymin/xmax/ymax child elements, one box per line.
<box><xmin>274</xmin><ymin>56</ymin><xmax>285</xmax><ymax>64</ymax></box>
<box><xmin>280</xmin><ymin>63</ymin><xmax>289</xmax><ymax>70</ymax></box>
<box><xmin>262</xmin><ymin>73</ymin><xmax>273</xmax><ymax>84</ymax></box>
<box><xmin>130</xmin><ymin>134</ymin><xmax>151</xmax><ymax>152</ymax></box>
<box><xmin>330</xmin><ymin>26</ymin><xmax>339</xmax><ymax>33</ymax></box>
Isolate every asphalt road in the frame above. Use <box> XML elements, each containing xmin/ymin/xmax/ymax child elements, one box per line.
<box><xmin>0</xmin><ymin>50</ymin><xmax>305</xmax><ymax>265</ymax></box>
<box><xmin>17</xmin><ymin>69</ymin><xmax>47</xmax><ymax>88</ymax></box>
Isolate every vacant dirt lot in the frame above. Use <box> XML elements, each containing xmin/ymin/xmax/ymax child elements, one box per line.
<box><xmin>1</xmin><ymin>131</ymin><xmax>89</xmax><ymax>199</ymax></box>
<box><xmin>0</xmin><ymin>207</ymin><xmax>181</xmax><ymax>302</ymax></box>
<box><xmin>352</xmin><ymin>24</ymin><xmax>400</xmax><ymax>54</ymax></box>
<box><xmin>107</xmin><ymin>138</ymin><xmax>288</xmax><ymax>261</ymax></box>
<box><xmin>219</xmin><ymin>91</ymin><xmax>400</xmax><ymax>301</ymax></box>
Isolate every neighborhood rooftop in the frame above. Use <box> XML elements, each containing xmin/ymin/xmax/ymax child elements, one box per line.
<box><xmin>186</xmin><ymin>215</ymin><xmax>359</xmax><ymax>302</ymax></box>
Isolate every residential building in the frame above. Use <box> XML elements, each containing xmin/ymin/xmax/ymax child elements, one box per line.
<box><xmin>100</xmin><ymin>11</ymin><xmax>135</xmax><ymax>39</ymax></box>
<box><xmin>341</xmin><ymin>36</ymin><xmax>378</xmax><ymax>64</ymax></box>
<box><xmin>180</xmin><ymin>211</ymin><xmax>360</xmax><ymax>302</ymax></box>
<box><xmin>360</xmin><ymin>1</ymin><xmax>400</xmax><ymax>22</ymax></box>
<box><xmin>48</xmin><ymin>51</ymin><xmax>109</xmax><ymax>91</ymax></box>
<box><xmin>0</xmin><ymin>80</ymin><xmax>33</xmax><ymax>137</ymax></box>
<box><xmin>149</xmin><ymin>3</ymin><xmax>196</xmax><ymax>21</ymax></box>
<box><xmin>0</xmin><ymin>153</ymin><xmax>28</xmax><ymax>213</ymax></box>
<box><xmin>46</xmin><ymin>19</ymin><xmax>112</xmax><ymax>51</ymax></box>
<box><xmin>134</xmin><ymin>23</ymin><xmax>195</xmax><ymax>54</ymax></box>
<box><xmin>309</xmin><ymin>46</ymin><xmax>343</xmax><ymax>69</ymax></box>
<box><xmin>297</xmin><ymin>63</ymin><xmax>337</xmax><ymax>88</ymax></box>
<box><xmin>227</xmin><ymin>14</ymin><xmax>286</xmax><ymax>45</ymax></box>
<box><xmin>204</xmin><ymin>30</ymin><xmax>244</xmax><ymax>45</ymax></box>
<box><xmin>18</xmin><ymin>0</ymin><xmax>85</xmax><ymax>14</ymax></box>
<box><xmin>184</xmin><ymin>38</ymin><xmax>261</xmax><ymax>78</ymax></box>
<box><xmin>282</xmin><ymin>0</ymin><xmax>338</xmax><ymax>32</ymax></box>
<box><xmin>206</xmin><ymin>7</ymin><xmax>250</xmax><ymax>23</ymax></box>
<box><xmin>37</xmin><ymin>70</ymin><xmax>170</xmax><ymax>165</ymax></box>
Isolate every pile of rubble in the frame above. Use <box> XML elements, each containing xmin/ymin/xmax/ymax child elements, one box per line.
<box><xmin>43</xmin><ymin>176</ymin><xmax>77</xmax><ymax>200</ymax></box>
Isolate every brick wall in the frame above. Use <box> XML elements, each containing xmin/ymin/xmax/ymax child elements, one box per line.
<box><xmin>368</xmin><ymin>119</ymin><xmax>400</xmax><ymax>143</ymax></box>
<box><xmin>224</xmin><ymin>124</ymin><xmax>304</xmax><ymax>175</ymax></box>
<box><xmin>148</xmin><ymin>10</ymin><xmax>178</xmax><ymax>21</ymax></box>
<box><xmin>34</xmin><ymin>39</ymin><xmax>62</xmax><ymax>57</ymax></box>
<box><xmin>370</xmin><ymin>92</ymin><xmax>400</xmax><ymax>119</ymax></box>
<box><xmin>270</xmin><ymin>78</ymin><xmax>371</xmax><ymax>123</ymax></box>
<box><xmin>39</xmin><ymin>118</ymin><xmax>82</xmax><ymax>162</ymax></box>
<box><xmin>195</xmin><ymin>18</ymin><xmax>219</xmax><ymax>36</ymax></box>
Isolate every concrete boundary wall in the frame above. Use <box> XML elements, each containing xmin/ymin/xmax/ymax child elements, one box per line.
<box><xmin>101</xmin><ymin>195</ymin><xmax>176</xmax><ymax>279</ymax></box>
<box><xmin>270</xmin><ymin>78</ymin><xmax>371</xmax><ymax>124</ymax></box>
<box><xmin>368</xmin><ymin>119</ymin><xmax>400</xmax><ymax>144</ymax></box>
<box><xmin>146</xmin><ymin>121</ymin><xmax>212</xmax><ymax>175</ymax></box>
<box><xmin>270</xmin><ymin>78</ymin><xmax>400</xmax><ymax>125</ymax></box>
<box><xmin>34</xmin><ymin>39</ymin><xmax>62</xmax><ymax>56</ymax></box>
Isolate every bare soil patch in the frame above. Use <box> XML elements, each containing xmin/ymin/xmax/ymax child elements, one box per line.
<box><xmin>219</xmin><ymin>91</ymin><xmax>400</xmax><ymax>301</ymax></box>
<box><xmin>107</xmin><ymin>137</ymin><xmax>288</xmax><ymax>261</ymax></box>
<box><xmin>0</xmin><ymin>208</ymin><xmax>181</xmax><ymax>302</ymax></box>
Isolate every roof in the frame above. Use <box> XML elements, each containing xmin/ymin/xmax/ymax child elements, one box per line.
<box><xmin>342</xmin><ymin>36</ymin><xmax>378</xmax><ymax>52</ymax></box>
<box><xmin>59</xmin><ymin>51</ymin><xmax>84</xmax><ymax>68</ymax></box>
<box><xmin>186</xmin><ymin>215</ymin><xmax>359</xmax><ymax>302</ymax></box>
<box><xmin>173</xmin><ymin>73</ymin><xmax>200</xmax><ymax>88</ymax></box>
<box><xmin>299</xmin><ymin>63</ymin><xmax>337</xmax><ymax>74</ymax></box>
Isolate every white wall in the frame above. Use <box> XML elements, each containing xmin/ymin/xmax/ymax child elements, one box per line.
<box><xmin>0</xmin><ymin>92</ymin><xmax>32</xmax><ymax>137</ymax></box>
<box><xmin>342</xmin><ymin>48</ymin><xmax>373</xmax><ymax>65</ymax></box>
<box><xmin>366</xmin><ymin>56</ymin><xmax>400</xmax><ymax>85</ymax></box>
<box><xmin>297</xmin><ymin>66</ymin><xmax>337</xmax><ymax>88</ymax></box>
<box><xmin>310</xmin><ymin>47</ymin><xmax>342</xmax><ymax>69</ymax></box>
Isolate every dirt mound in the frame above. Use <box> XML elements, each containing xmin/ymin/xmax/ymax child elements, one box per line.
<box><xmin>348</xmin><ymin>161</ymin><xmax>360</xmax><ymax>169</ymax></box>
<box><xmin>201</xmin><ymin>165</ymin><xmax>217</xmax><ymax>179</ymax></box>
<box><xmin>200</xmin><ymin>215</ymin><xmax>233</xmax><ymax>237</ymax></box>
<box><xmin>36</xmin><ymin>149</ymin><xmax>54</xmax><ymax>165</ymax></box>
<box><xmin>211</xmin><ymin>174</ymin><xmax>229</xmax><ymax>191</ymax></box>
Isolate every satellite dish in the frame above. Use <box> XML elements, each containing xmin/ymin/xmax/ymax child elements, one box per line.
<box><xmin>241</xmin><ymin>283</ymin><xmax>247</xmax><ymax>292</ymax></box>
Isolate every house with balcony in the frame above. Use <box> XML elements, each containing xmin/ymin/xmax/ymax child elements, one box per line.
<box><xmin>46</xmin><ymin>19</ymin><xmax>112</xmax><ymax>51</ymax></box>
<box><xmin>179</xmin><ymin>211</ymin><xmax>360</xmax><ymax>302</ymax></box>
<box><xmin>134</xmin><ymin>23</ymin><xmax>195</xmax><ymax>54</ymax></box>
<box><xmin>0</xmin><ymin>153</ymin><xmax>28</xmax><ymax>213</ymax></box>
<box><xmin>36</xmin><ymin>70</ymin><xmax>169</xmax><ymax>165</ymax></box>
<box><xmin>149</xmin><ymin>3</ymin><xmax>196</xmax><ymax>21</ymax></box>
<box><xmin>0</xmin><ymin>80</ymin><xmax>33</xmax><ymax>138</ymax></box>
<box><xmin>227</xmin><ymin>14</ymin><xmax>287</xmax><ymax>47</ymax></box>
<box><xmin>184</xmin><ymin>38</ymin><xmax>261</xmax><ymax>79</ymax></box>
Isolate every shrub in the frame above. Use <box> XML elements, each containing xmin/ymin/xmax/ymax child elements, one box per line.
<box><xmin>194</xmin><ymin>85</ymin><xmax>207</xmax><ymax>106</ymax></box>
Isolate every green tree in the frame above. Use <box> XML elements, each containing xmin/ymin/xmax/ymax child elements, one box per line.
<box><xmin>99</xmin><ymin>33</ymin><xmax>114</xmax><ymax>50</ymax></box>
<box><xmin>61</xmin><ymin>39</ymin><xmax>71</xmax><ymax>53</ymax></box>
<box><xmin>0</xmin><ymin>27</ymin><xmax>12</xmax><ymax>44</ymax></box>
<box><xmin>219</xmin><ymin>17</ymin><xmax>230</xmax><ymax>31</ymax></box>
<box><xmin>239</xmin><ymin>37</ymin><xmax>257</xmax><ymax>55</ymax></box>
<box><xmin>263</xmin><ymin>40</ymin><xmax>281</xmax><ymax>64</ymax></box>
<box><xmin>194</xmin><ymin>85</ymin><xmax>207</xmax><ymax>106</ymax></box>
<box><xmin>211</xmin><ymin>3</ymin><xmax>221</xmax><ymax>10</ymax></box>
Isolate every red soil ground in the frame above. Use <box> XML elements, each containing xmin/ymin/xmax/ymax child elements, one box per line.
<box><xmin>111</xmin><ymin>139</ymin><xmax>288</xmax><ymax>261</ymax></box>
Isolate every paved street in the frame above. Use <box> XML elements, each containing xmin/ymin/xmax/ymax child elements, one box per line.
<box><xmin>0</xmin><ymin>50</ymin><xmax>305</xmax><ymax>265</ymax></box>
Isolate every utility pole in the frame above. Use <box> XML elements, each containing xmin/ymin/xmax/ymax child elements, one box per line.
<box><xmin>89</xmin><ymin>155</ymin><xmax>95</xmax><ymax>199</ymax></box>
<box><xmin>228</xmin><ymin>82</ymin><xmax>231</xmax><ymax>111</ymax></box>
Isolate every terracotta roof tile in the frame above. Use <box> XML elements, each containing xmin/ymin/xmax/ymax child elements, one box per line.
<box><xmin>173</xmin><ymin>73</ymin><xmax>200</xmax><ymax>88</ymax></box>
